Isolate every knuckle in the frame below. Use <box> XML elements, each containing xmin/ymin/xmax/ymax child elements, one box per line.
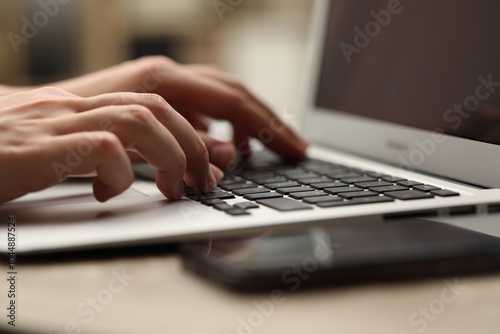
<box><xmin>142</xmin><ymin>93</ymin><xmax>170</xmax><ymax>111</ymax></box>
<box><xmin>19</xmin><ymin>91</ymin><xmax>80</xmax><ymax>117</ymax></box>
<box><xmin>123</xmin><ymin>105</ymin><xmax>156</xmax><ymax>128</ymax></box>
<box><xmin>36</xmin><ymin>86</ymin><xmax>73</xmax><ymax>97</ymax></box>
<box><xmin>135</xmin><ymin>56</ymin><xmax>176</xmax><ymax>79</ymax></box>
<box><xmin>140</xmin><ymin>93</ymin><xmax>180</xmax><ymax>123</ymax></box>
<box><xmin>139</xmin><ymin>55</ymin><xmax>176</xmax><ymax>68</ymax></box>
<box><xmin>92</xmin><ymin>132</ymin><xmax>122</xmax><ymax>156</ymax></box>
<box><xmin>20</xmin><ymin>100</ymin><xmax>67</xmax><ymax>119</ymax></box>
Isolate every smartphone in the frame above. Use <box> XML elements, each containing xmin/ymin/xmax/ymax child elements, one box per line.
<box><xmin>181</xmin><ymin>217</ymin><xmax>500</xmax><ymax>290</ymax></box>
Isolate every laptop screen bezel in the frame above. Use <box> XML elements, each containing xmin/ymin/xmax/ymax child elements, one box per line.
<box><xmin>302</xmin><ymin>0</ymin><xmax>500</xmax><ymax>188</ymax></box>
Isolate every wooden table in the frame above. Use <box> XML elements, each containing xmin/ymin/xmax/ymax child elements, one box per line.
<box><xmin>1</xmin><ymin>249</ymin><xmax>499</xmax><ymax>334</ymax></box>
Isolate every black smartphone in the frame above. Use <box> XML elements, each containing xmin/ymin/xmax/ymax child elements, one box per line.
<box><xmin>181</xmin><ymin>217</ymin><xmax>500</xmax><ymax>290</ymax></box>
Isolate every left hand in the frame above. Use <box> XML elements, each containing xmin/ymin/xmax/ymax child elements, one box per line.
<box><xmin>52</xmin><ymin>56</ymin><xmax>308</xmax><ymax>170</ymax></box>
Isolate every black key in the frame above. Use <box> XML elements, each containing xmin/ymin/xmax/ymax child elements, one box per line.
<box><xmin>240</xmin><ymin>171</ymin><xmax>274</xmax><ymax>180</ymax></box>
<box><xmin>256</xmin><ymin>198</ymin><xmax>313</xmax><ymax>211</ymax></box>
<box><xmin>355</xmin><ymin>181</ymin><xmax>392</xmax><ymax>189</ymax></box>
<box><xmin>339</xmin><ymin>191</ymin><xmax>379</xmax><ymax>199</ymax></box>
<box><xmin>233</xmin><ymin>187</ymin><xmax>270</xmax><ymax>196</ymax></box>
<box><xmin>276</xmin><ymin>186</ymin><xmax>314</xmax><ymax>194</ymax></box>
<box><xmin>310</xmin><ymin>181</ymin><xmax>347</xmax><ymax>189</ymax></box>
<box><xmin>324</xmin><ymin>172</ymin><xmax>361</xmax><ymax>179</ymax></box>
<box><xmin>285</xmin><ymin>172</ymin><xmax>320</xmax><ymax>180</ymax></box>
<box><xmin>186</xmin><ymin>188</ymin><xmax>213</xmax><ymax>201</ymax></box>
<box><xmin>381</xmin><ymin>176</ymin><xmax>406</xmax><ymax>182</ymax></box>
<box><xmin>296</xmin><ymin>177</ymin><xmax>333</xmax><ymax>185</ymax></box>
<box><xmin>273</xmin><ymin>168</ymin><xmax>315</xmax><ymax>177</ymax></box>
<box><xmin>244</xmin><ymin>192</ymin><xmax>283</xmax><ymax>201</ymax></box>
<box><xmin>186</xmin><ymin>192</ymin><xmax>204</xmax><ymax>201</ymax></box>
<box><xmin>370</xmin><ymin>185</ymin><xmax>409</xmax><ymax>193</ymax></box>
<box><xmin>308</xmin><ymin>166</ymin><xmax>344</xmax><ymax>174</ymax></box>
<box><xmin>201</xmin><ymin>199</ymin><xmax>226</xmax><ymax>206</ymax></box>
<box><xmin>303</xmin><ymin>196</ymin><xmax>343</xmax><ymax>204</ymax></box>
<box><xmin>397</xmin><ymin>180</ymin><xmax>424</xmax><ymax>187</ymax></box>
<box><xmin>431</xmin><ymin>190</ymin><xmax>460</xmax><ymax>197</ymax></box>
<box><xmin>289</xmin><ymin>191</ymin><xmax>329</xmax><ymax>199</ymax></box>
<box><xmin>324</xmin><ymin>186</ymin><xmax>363</xmax><ymax>194</ymax></box>
<box><xmin>317</xmin><ymin>196</ymin><xmax>394</xmax><ymax>207</ymax></box>
<box><xmin>220</xmin><ymin>183</ymin><xmax>257</xmax><ymax>191</ymax></box>
<box><xmin>226</xmin><ymin>208</ymin><xmax>251</xmax><ymax>216</ymax></box>
<box><xmin>340</xmin><ymin>176</ymin><xmax>377</xmax><ymax>184</ymax></box>
<box><xmin>264</xmin><ymin>181</ymin><xmax>300</xmax><ymax>189</ymax></box>
<box><xmin>414</xmin><ymin>184</ymin><xmax>441</xmax><ymax>192</ymax></box>
<box><xmin>298</xmin><ymin>160</ymin><xmax>330</xmax><ymax>169</ymax></box>
<box><xmin>385</xmin><ymin>190</ymin><xmax>434</xmax><ymax>200</ymax></box>
<box><xmin>271</xmin><ymin>167</ymin><xmax>304</xmax><ymax>175</ymax></box>
<box><xmin>213</xmin><ymin>203</ymin><xmax>234</xmax><ymax>211</ymax></box>
<box><xmin>234</xmin><ymin>202</ymin><xmax>260</xmax><ymax>210</ymax></box>
<box><xmin>203</xmin><ymin>191</ymin><xmax>235</xmax><ymax>200</ymax></box>
<box><xmin>218</xmin><ymin>176</ymin><xmax>244</xmax><ymax>186</ymax></box>
<box><xmin>252</xmin><ymin>176</ymin><xmax>287</xmax><ymax>185</ymax></box>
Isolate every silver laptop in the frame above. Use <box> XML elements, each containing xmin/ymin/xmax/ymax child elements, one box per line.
<box><xmin>3</xmin><ymin>0</ymin><xmax>500</xmax><ymax>254</ymax></box>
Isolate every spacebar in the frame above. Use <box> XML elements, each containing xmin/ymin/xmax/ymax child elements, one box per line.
<box><xmin>256</xmin><ymin>198</ymin><xmax>313</xmax><ymax>212</ymax></box>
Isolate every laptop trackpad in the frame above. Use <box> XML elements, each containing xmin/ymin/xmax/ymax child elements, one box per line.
<box><xmin>8</xmin><ymin>179</ymin><xmax>149</xmax><ymax>208</ymax></box>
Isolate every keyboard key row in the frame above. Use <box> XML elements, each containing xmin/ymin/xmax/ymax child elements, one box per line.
<box><xmin>187</xmin><ymin>158</ymin><xmax>461</xmax><ymax>215</ymax></box>
<box><xmin>200</xmin><ymin>197</ymin><xmax>260</xmax><ymax>216</ymax></box>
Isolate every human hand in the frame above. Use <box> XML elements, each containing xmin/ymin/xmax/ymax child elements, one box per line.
<box><xmin>54</xmin><ymin>56</ymin><xmax>308</xmax><ymax>170</ymax></box>
<box><xmin>0</xmin><ymin>87</ymin><xmax>222</xmax><ymax>203</ymax></box>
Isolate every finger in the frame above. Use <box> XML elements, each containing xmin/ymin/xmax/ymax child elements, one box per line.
<box><xmin>75</xmin><ymin>94</ymin><xmax>215</xmax><ymax>193</ymax></box>
<box><xmin>158</xmin><ymin>68</ymin><xmax>308</xmax><ymax>161</ymax></box>
<box><xmin>232</xmin><ymin>127</ymin><xmax>252</xmax><ymax>159</ymax></box>
<box><xmin>175</xmin><ymin>103</ymin><xmax>248</xmax><ymax>162</ymax></box>
<box><xmin>128</xmin><ymin>151</ymin><xmax>145</xmax><ymax>163</ymax></box>
<box><xmin>49</xmin><ymin>105</ymin><xmax>191</xmax><ymax>199</ymax></box>
<box><xmin>175</xmin><ymin>106</ymin><xmax>211</xmax><ymax>131</ymax></box>
<box><xmin>188</xmin><ymin>66</ymin><xmax>307</xmax><ymax>146</ymax></box>
<box><xmin>196</xmin><ymin>131</ymin><xmax>237</xmax><ymax>170</ymax></box>
<box><xmin>3</xmin><ymin>132</ymin><xmax>133</xmax><ymax>203</ymax></box>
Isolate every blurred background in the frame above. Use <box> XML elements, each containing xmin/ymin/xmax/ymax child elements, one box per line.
<box><xmin>0</xmin><ymin>0</ymin><xmax>312</xmax><ymax>125</ymax></box>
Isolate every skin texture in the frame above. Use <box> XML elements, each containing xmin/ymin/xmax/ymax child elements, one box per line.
<box><xmin>0</xmin><ymin>56</ymin><xmax>307</xmax><ymax>203</ymax></box>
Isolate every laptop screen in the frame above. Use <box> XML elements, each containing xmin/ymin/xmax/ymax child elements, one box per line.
<box><xmin>316</xmin><ymin>0</ymin><xmax>500</xmax><ymax>146</ymax></box>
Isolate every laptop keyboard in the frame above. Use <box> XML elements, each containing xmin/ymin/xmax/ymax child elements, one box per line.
<box><xmin>184</xmin><ymin>158</ymin><xmax>459</xmax><ymax>216</ymax></box>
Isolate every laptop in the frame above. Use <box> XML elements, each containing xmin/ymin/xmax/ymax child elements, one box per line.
<box><xmin>2</xmin><ymin>0</ymin><xmax>500</xmax><ymax>254</ymax></box>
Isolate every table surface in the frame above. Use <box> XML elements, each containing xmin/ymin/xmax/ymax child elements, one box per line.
<box><xmin>1</xmin><ymin>249</ymin><xmax>500</xmax><ymax>334</ymax></box>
